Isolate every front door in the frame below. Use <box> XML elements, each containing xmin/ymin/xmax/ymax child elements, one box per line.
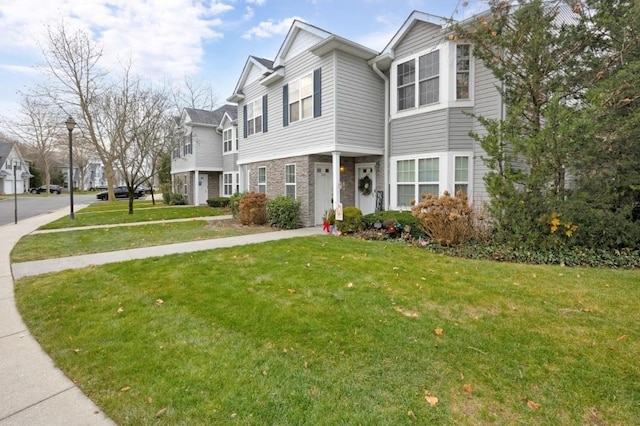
<box><xmin>356</xmin><ymin>164</ymin><xmax>376</xmax><ymax>215</ymax></box>
<box><xmin>198</xmin><ymin>174</ymin><xmax>208</xmax><ymax>205</ymax></box>
<box><xmin>314</xmin><ymin>163</ymin><xmax>333</xmax><ymax>225</ymax></box>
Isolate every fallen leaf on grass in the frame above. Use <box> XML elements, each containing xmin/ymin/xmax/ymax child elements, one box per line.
<box><xmin>423</xmin><ymin>390</ymin><xmax>439</xmax><ymax>406</ymax></box>
<box><xmin>617</xmin><ymin>335</ymin><xmax>628</xmax><ymax>342</ymax></box>
<box><xmin>116</xmin><ymin>306</ymin><xmax>124</xmax><ymax>314</ymax></box>
<box><xmin>147</xmin><ymin>396</ymin><xmax>153</xmax><ymax>404</ymax></box>
<box><xmin>156</xmin><ymin>407</ymin><xmax>167</xmax><ymax>417</ymax></box>
<box><xmin>462</xmin><ymin>384</ymin><xmax>473</xmax><ymax>393</ymax></box>
<box><xmin>527</xmin><ymin>400</ymin><xmax>541</xmax><ymax>409</ymax></box>
<box><xmin>394</xmin><ymin>306</ymin><xmax>420</xmax><ymax>317</ymax></box>
<box><xmin>434</xmin><ymin>327</ymin><xmax>444</xmax><ymax>336</ymax></box>
<box><xmin>120</xmin><ymin>386</ymin><xmax>131</xmax><ymax>392</ymax></box>
<box><xmin>287</xmin><ymin>288</ymin><xmax>296</xmax><ymax>294</ymax></box>
<box><xmin>407</xmin><ymin>410</ymin><xmax>417</xmax><ymax>419</ymax></box>
<box><xmin>155</xmin><ymin>299</ymin><xmax>164</xmax><ymax>306</ymax></box>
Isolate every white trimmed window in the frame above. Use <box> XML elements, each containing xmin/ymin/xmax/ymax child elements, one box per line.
<box><xmin>223</xmin><ymin>129</ymin><xmax>234</xmax><ymax>153</ymax></box>
<box><xmin>247</xmin><ymin>99</ymin><xmax>263</xmax><ymax>136</ymax></box>
<box><xmin>258</xmin><ymin>167</ymin><xmax>266</xmax><ymax>194</ymax></box>
<box><xmin>235</xmin><ymin>172</ymin><xmax>240</xmax><ymax>194</ymax></box>
<box><xmin>454</xmin><ymin>156</ymin><xmax>469</xmax><ymax>195</ymax></box>
<box><xmin>397</xmin><ymin>50</ymin><xmax>439</xmax><ymax>111</ymax></box>
<box><xmin>183</xmin><ymin>133</ymin><xmax>193</xmax><ymax>155</ymax></box>
<box><xmin>285</xmin><ymin>164</ymin><xmax>296</xmax><ymax>198</ymax></box>
<box><xmin>223</xmin><ymin>172</ymin><xmax>233</xmax><ymax>196</ymax></box>
<box><xmin>288</xmin><ymin>74</ymin><xmax>313</xmax><ymax>123</ymax></box>
<box><xmin>396</xmin><ymin>157</ymin><xmax>440</xmax><ymax>207</ymax></box>
<box><xmin>456</xmin><ymin>44</ymin><xmax>471</xmax><ymax>100</ymax></box>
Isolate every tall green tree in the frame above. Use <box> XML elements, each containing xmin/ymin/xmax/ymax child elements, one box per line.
<box><xmin>455</xmin><ymin>0</ymin><xmax>594</xmax><ymax>247</ymax></box>
<box><xmin>566</xmin><ymin>0</ymin><xmax>640</xmax><ymax>248</ymax></box>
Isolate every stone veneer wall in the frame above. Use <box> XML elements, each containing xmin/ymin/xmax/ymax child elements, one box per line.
<box><xmin>247</xmin><ymin>154</ymin><xmax>384</xmax><ymax>227</ymax></box>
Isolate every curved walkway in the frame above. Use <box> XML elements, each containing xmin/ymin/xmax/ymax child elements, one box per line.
<box><xmin>1</xmin><ymin>207</ymin><xmax>324</xmax><ymax>425</ymax></box>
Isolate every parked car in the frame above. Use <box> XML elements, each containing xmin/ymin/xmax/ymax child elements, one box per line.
<box><xmin>96</xmin><ymin>186</ymin><xmax>145</xmax><ymax>201</ymax></box>
<box><xmin>30</xmin><ymin>185</ymin><xmax>62</xmax><ymax>194</ymax></box>
<box><xmin>89</xmin><ymin>185</ymin><xmax>107</xmax><ymax>191</ymax></box>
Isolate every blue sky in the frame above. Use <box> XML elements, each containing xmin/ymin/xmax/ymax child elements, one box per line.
<box><xmin>0</xmin><ymin>0</ymin><xmax>487</xmax><ymax>124</ymax></box>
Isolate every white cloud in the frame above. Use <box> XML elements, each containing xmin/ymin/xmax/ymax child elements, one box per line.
<box><xmin>242</xmin><ymin>16</ymin><xmax>302</xmax><ymax>40</ymax></box>
<box><xmin>246</xmin><ymin>0</ymin><xmax>266</xmax><ymax>5</ymax></box>
<box><xmin>0</xmin><ymin>0</ymin><xmax>235</xmax><ymax>80</ymax></box>
<box><xmin>244</xmin><ymin>6</ymin><xmax>255</xmax><ymax>20</ymax></box>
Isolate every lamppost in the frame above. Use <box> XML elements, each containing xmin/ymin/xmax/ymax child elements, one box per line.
<box><xmin>13</xmin><ymin>163</ymin><xmax>17</xmax><ymax>224</ymax></box>
<box><xmin>65</xmin><ymin>116</ymin><xmax>76</xmax><ymax>220</ymax></box>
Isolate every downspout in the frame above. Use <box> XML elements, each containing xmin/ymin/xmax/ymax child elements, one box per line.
<box><xmin>372</xmin><ymin>63</ymin><xmax>390</xmax><ymax>211</ymax></box>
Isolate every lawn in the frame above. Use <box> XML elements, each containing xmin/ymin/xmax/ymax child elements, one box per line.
<box><xmin>10</xmin><ymin>220</ymin><xmax>274</xmax><ymax>262</ymax></box>
<box><xmin>39</xmin><ymin>203</ymin><xmax>225</xmax><ymax>229</ymax></box>
<box><xmin>14</xmin><ymin>237</ymin><xmax>640</xmax><ymax>425</ymax></box>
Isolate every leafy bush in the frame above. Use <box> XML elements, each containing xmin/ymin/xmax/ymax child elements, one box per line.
<box><xmin>267</xmin><ymin>196</ymin><xmax>301</xmax><ymax>229</ymax></box>
<box><xmin>229</xmin><ymin>192</ymin><xmax>246</xmax><ymax>219</ymax></box>
<box><xmin>168</xmin><ymin>193</ymin><xmax>186</xmax><ymax>205</ymax></box>
<box><xmin>362</xmin><ymin>210</ymin><xmax>425</xmax><ymax>239</ymax></box>
<box><xmin>207</xmin><ymin>197</ymin><xmax>230</xmax><ymax>208</ymax></box>
<box><xmin>336</xmin><ymin>206</ymin><xmax>364</xmax><ymax>234</ymax></box>
<box><xmin>411</xmin><ymin>191</ymin><xmax>484</xmax><ymax>246</ymax></box>
<box><xmin>238</xmin><ymin>192</ymin><xmax>267</xmax><ymax>225</ymax></box>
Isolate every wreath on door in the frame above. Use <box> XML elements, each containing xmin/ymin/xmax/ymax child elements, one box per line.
<box><xmin>358</xmin><ymin>175</ymin><xmax>372</xmax><ymax>196</ymax></box>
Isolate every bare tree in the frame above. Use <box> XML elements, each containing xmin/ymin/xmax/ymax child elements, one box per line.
<box><xmin>40</xmin><ymin>23</ymin><xmax>119</xmax><ymax>201</ymax></box>
<box><xmin>99</xmin><ymin>66</ymin><xmax>173</xmax><ymax>213</ymax></box>
<box><xmin>170</xmin><ymin>76</ymin><xmax>218</xmax><ymax>111</ymax></box>
<box><xmin>3</xmin><ymin>94</ymin><xmax>63</xmax><ymax>194</ymax></box>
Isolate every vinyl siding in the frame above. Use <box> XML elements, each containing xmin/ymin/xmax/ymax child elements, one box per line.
<box><xmin>390</xmin><ymin>108</ymin><xmax>448</xmax><ymax>156</ymax></box>
<box><xmin>471</xmin><ymin>57</ymin><xmax>502</xmax><ymax>206</ymax></box>
<box><xmin>334</xmin><ymin>51</ymin><xmax>385</xmax><ymax>153</ymax></box>
<box><xmin>238</xmin><ymin>49</ymin><xmax>335</xmax><ymax>164</ymax></box>
<box><xmin>449</xmin><ymin>108</ymin><xmax>473</xmax><ymax>150</ymax></box>
<box><xmin>394</xmin><ymin>21</ymin><xmax>443</xmax><ymax>59</ymax></box>
<box><xmin>194</xmin><ymin>126</ymin><xmax>223</xmax><ymax>169</ymax></box>
<box><xmin>283</xmin><ymin>31</ymin><xmax>324</xmax><ymax>63</ymax></box>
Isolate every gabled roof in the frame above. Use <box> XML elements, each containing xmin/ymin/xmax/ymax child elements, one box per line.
<box><xmin>228</xmin><ymin>20</ymin><xmax>378</xmax><ymax>101</ymax></box>
<box><xmin>371</xmin><ymin>10</ymin><xmax>452</xmax><ymax>70</ymax></box>
<box><xmin>183</xmin><ymin>104</ymin><xmax>237</xmax><ymax>127</ymax></box>
<box><xmin>227</xmin><ymin>56</ymin><xmax>274</xmax><ymax>102</ymax></box>
<box><xmin>0</xmin><ymin>142</ymin><xmax>14</xmax><ymax>166</ymax></box>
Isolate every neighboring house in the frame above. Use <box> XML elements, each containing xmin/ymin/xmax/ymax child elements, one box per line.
<box><xmin>171</xmin><ymin>105</ymin><xmax>238</xmax><ymax>205</ymax></box>
<box><xmin>369</xmin><ymin>11</ymin><xmax>499</xmax><ymax>211</ymax></box>
<box><xmin>228</xmin><ymin>21</ymin><xmax>385</xmax><ymax>226</ymax></box>
<box><xmin>0</xmin><ymin>142</ymin><xmax>31</xmax><ymax>194</ymax></box>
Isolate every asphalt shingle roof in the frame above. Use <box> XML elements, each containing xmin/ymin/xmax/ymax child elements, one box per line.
<box><xmin>185</xmin><ymin>104</ymin><xmax>237</xmax><ymax>126</ymax></box>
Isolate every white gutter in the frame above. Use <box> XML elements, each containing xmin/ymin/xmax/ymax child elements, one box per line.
<box><xmin>372</xmin><ymin>63</ymin><xmax>390</xmax><ymax>211</ymax></box>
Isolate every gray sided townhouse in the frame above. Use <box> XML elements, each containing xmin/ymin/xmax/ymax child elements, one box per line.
<box><xmin>171</xmin><ymin>105</ymin><xmax>239</xmax><ymax>205</ymax></box>
<box><xmin>174</xmin><ymin>10</ymin><xmax>501</xmax><ymax>226</ymax></box>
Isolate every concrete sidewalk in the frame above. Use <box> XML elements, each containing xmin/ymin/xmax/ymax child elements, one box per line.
<box><xmin>1</xmin><ymin>207</ymin><xmax>324</xmax><ymax>425</ymax></box>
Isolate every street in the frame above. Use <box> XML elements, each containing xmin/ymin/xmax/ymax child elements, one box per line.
<box><xmin>0</xmin><ymin>193</ymin><xmax>97</xmax><ymax>227</ymax></box>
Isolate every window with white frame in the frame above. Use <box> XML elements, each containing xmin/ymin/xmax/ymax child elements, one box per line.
<box><xmin>456</xmin><ymin>44</ymin><xmax>471</xmax><ymax>100</ymax></box>
<box><xmin>223</xmin><ymin>172</ymin><xmax>234</xmax><ymax>196</ymax></box>
<box><xmin>223</xmin><ymin>129</ymin><xmax>233</xmax><ymax>153</ymax></box>
<box><xmin>285</xmin><ymin>164</ymin><xmax>296</xmax><ymax>198</ymax></box>
<box><xmin>257</xmin><ymin>167</ymin><xmax>266</xmax><ymax>193</ymax></box>
<box><xmin>288</xmin><ymin>74</ymin><xmax>313</xmax><ymax>123</ymax></box>
<box><xmin>419</xmin><ymin>50</ymin><xmax>439</xmax><ymax>105</ymax></box>
<box><xmin>397</xmin><ymin>50</ymin><xmax>439</xmax><ymax>111</ymax></box>
<box><xmin>183</xmin><ymin>133</ymin><xmax>192</xmax><ymax>155</ymax></box>
<box><xmin>396</xmin><ymin>157</ymin><xmax>440</xmax><ymax>207</ymax></box>
<box><xmin>235</xmin><ymin>172</ymin><xmax>240</xmax><ymax>194</ymax></box>
<box><xmin>247</xmin><ymin>99</ymin><xmax>263</xmax><ymax>136</ymax></box>
<box><xmin>454</xmin><ymin>156</ymin><xmax>469</xmax><ymax>195</ymax></box>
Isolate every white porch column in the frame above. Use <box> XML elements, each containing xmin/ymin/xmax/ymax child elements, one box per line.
<box><xmin>332</xmin><ymin>151</ymin><xmax>341</xmax><ymax>209</ymax></box>
<box><xmin>194</xmin><ymin>170</ymin><xmax>199</xmax><ymax>205</ymax></box>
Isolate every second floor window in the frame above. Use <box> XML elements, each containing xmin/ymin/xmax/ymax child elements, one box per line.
<box><xmin>397</xmin><ymin>49</ymin><xmax>440</xmax><ymax>111</ymax></box>
<box><xmin>247</xmin><ymin>99</ymin><xmax>263</xmax><ymax>136</ymax></box>
<box><xmin>456</xmin><ymin>44</ymin><xmax>471</xmax><ymax>100</ymax></box>
<box><xmin>183</xmin><ymin>133</ymin><xmax>193</xmax><ymax>155</ymax></box>
<box><xmin>223</xmin><ymin>129</ymin><xmax>233</xmax><ymax>153</ymax></box>
<box><xmin>288</xmin><ymin>74</ymin><xmax>313</xmax><ymax>123</ymax></box>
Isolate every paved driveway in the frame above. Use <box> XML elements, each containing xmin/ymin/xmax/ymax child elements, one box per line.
<box><xmin>0</xmin><ymin>193</ymin><xmax>97</xmax><ymax>226</ymax></box>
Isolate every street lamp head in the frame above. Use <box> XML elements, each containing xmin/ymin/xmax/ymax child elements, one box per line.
<box><xmin>65</xmin><ymin>116</ymin><xmax>76</xmax><ymax>131</ymax></box>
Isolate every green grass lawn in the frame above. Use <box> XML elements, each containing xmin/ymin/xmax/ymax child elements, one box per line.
<box><xmin>39</xmin><ymin>204</ymin><xmax>225</xmax><ymax>229</ymax></box>
<box><xmin>15</xmin><ymin>237</ymin><xmax>640</xmax><ymax>425</ymax></box>
<box><xmin>10</xmin><ymin>220</ymin><xmax>274</xmax><ymax>262</ymax></box>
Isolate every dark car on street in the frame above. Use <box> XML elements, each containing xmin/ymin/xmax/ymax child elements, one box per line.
<box><xmin>96</xmin><ymin>186</ymin><xmax>145</xmax><ymax>201</ymax></box>
<box><xmin>30</xmin><ymin>185</ymin><xmax>63</xmax><ymax>194</ymax></box>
